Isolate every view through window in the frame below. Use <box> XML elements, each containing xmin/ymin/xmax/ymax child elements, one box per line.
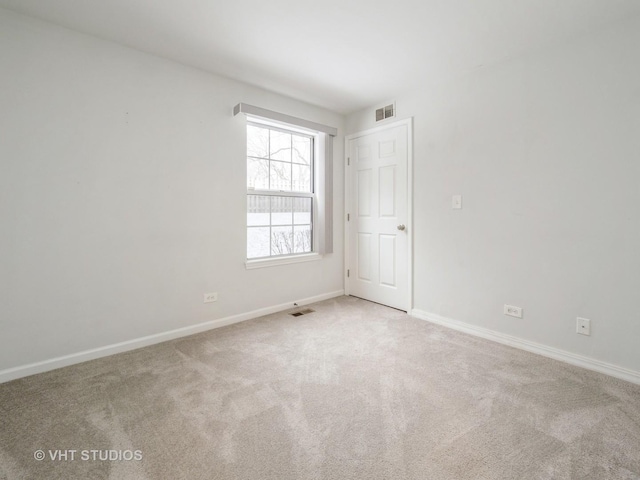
<box><xmin>246</xmin><ymin>122</ymin><xmax>314</xmax><ymax>259</ymax></box>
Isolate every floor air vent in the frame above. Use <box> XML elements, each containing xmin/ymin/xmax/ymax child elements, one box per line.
<box><xmin>290</xmin><ymin>308</ymin><xmax>315</xmax><ymax>317</ymax></box>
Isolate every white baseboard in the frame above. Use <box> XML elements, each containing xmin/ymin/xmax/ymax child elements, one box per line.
<box><xmin>0</xmin><ymin>290</ymin><xmax>344</xmax><ymax>384</ymax></box>
<box><xmin>411</xmin><ymin>309</ymin><xmax>640</xmax><ymax>386</ymax></box>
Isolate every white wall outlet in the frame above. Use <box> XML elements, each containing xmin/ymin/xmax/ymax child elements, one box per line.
<box><xmin>203</xmin><ymin>292</ymin><xmax>218</xmax><ymax>303</ymax></box>
<box><xmin>577</xmin><ymin>317</ymin><xmax>591</xmax><ymax>336</ymax></box>
<box><xmin>504</xmin><ymin>304</ymin><xmax>523</xmax><ymax>318</ymax></box>
<box><xmin>452</xmin><ymin>195</ymin><xmax>462</xmax><ymax>209</ymax></box>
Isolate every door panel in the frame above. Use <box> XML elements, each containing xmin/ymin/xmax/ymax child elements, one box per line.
<box><xmin>357</xmin><ymin>170</ymin><xmax>372</xmax><ymax>217</ymax></box>
<box><xmin>348</xmin><ymin>124</ymin><xmax>408</xmax><ymax>311</ymax></box>
<box><xmin>379</xmin><ymin>234</ymin><xmax>396</xmax><ymax>287</ymax></box>
<box><xmin>357</xmin><ymin>233</ymin><xmax>372</xmax><ymax>281</ymax></box>
<box><xmin>379</xmin><ymin>165</ymin><xmax>396</xmax><ymax>217</ymax></box>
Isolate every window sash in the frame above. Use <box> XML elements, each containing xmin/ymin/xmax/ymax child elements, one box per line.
<box><xmin>247</xmin><ymin>195</ymin><xmax>314</xmax><ymax>259</ymax></box>
<box><xmin>247</xmin><ymin>121</ymin><xmax>314</xmax><ymax>195</ymax></box>
<box><xmin>247</xmin><ymin>189</ymin><xmax>314</xmax><ymax>198</ymax></box>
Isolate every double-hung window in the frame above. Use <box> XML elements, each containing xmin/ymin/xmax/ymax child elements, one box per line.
<box><xmin>234</xmin><ymin>102</ymin><xmax>336</xmax><ymax>267</ymax></box>
<box><xmin>246</xmin><ymin>122</ymin><xmax>315</xmax><ymax>260</ymax></box>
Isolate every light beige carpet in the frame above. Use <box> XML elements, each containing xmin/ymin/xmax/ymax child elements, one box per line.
<box><xmin>1</xmin><ymin>296</ymin><xmax>639</xmax><ymax>479</ymax></box>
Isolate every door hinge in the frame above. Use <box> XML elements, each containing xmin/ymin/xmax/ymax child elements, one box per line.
<box><xmin>347</xmin><ymin>269</ymin><xmax>350</xmax><ymax>277</ymax></box>
<box><xmin>347</xmin><ymin>157</ymin><xmax>350</xmax><ymax>166</ymax></box>
<box><xmin>347</xmin><ymin>213</ymin><xmax>350</xmax><ymax>221</ymax></box>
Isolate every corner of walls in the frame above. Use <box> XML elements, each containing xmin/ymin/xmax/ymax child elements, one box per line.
<box><xmin>0</xmin><ymin>7</ymin><xmax>347</xmax><ymax>378</ymax></box>
<box><xmin>346</xmin><ymin>16</ymin><xmax>640</xmax><ymax>379</ymax></box>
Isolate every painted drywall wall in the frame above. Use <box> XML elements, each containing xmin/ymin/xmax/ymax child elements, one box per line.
<box><xmin>0</xmin><ymin>8</ymin><xmax>344</xmax><ymax>373</ymax></box>
<box><xmin>347</xmin><ymin>16</ymin><xmax>640</xmax><ymax>373</ymax></box>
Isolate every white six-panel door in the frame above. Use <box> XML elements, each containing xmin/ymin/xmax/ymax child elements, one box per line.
<box><xmin>347</xmin><ymin>122</ymin><xmax>409</xmax><ymax>311</ymax></box>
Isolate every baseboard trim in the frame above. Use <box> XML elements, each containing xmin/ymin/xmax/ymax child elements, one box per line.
<box><xmin>411</xmin><ymin>309</ymin><xmax>640</xmax><ymax>385</ymax></box>
<box><xmin>0</xmin><ymin>290</ymin><xmax>345</xmax><ymax>384</ymax></box>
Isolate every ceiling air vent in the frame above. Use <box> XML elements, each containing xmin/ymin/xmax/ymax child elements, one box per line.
<box><xmin>375</xmin><ymin>103</ymin><xmax>395</xmax><ymax>122</ymax></box>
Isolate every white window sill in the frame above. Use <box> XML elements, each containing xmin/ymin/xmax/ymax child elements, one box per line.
<box><xmin>245</xmin><ymin>253</ymin><xmax>323</xmax><ymax>270</ymax></box>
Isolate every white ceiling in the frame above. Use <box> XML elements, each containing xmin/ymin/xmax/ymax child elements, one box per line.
<box><xmin>2</xmin><ymin>0</ymin><xmax>639</xmax><ymax>114</ymax></box>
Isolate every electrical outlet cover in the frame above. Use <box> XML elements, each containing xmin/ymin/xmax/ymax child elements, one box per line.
<box><xmin>203</xmin><ymin>292</ymin><xmax>218</xmax><ymax>303</ymax></box>
<box><xmin>504</xmin><ymin>304</ymin><xmax>523</xmax><ymax>318</ymax></box>
<box><xmin>577</xmin><ymin>317</ymin><xmax>591</xmax><ymax>336</ymax></box>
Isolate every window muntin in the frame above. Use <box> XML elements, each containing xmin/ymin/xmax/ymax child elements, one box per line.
<box><xmin>247</xmin><ymin>122</ymin><xmax>314</xmax><ymax>260</ymax></box>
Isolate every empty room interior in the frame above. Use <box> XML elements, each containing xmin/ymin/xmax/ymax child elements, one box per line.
<box><xmin>1</xmin><ymin>0</ymin><xmax>640</xmax><ymax>478</ymax></box>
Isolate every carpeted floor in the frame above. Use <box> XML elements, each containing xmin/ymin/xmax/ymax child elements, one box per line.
<box><xmin>1</xmin><ymin>295</ymin><xmax>639</xmax><ymax>479</ymax></box>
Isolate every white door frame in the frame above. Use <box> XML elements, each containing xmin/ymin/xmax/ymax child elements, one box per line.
<box><xmin>344</xmin><ymin>117</ymin><xmax>413</xmax><ymax>312</ymax></box>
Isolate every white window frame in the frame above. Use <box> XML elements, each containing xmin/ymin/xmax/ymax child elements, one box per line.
<box><xmin>246</xmin><ymin>119</ymin><xmax>319</xmax><ymax>267</ymax></box>
<box><xmin>234</xmin><ymin>103</ymin><xmax>336</xmax><ymax>270</ymax></box>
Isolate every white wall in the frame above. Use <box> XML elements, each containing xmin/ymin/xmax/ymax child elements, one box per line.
<box><xmin>347</xmin><ymin>17</ymin><xmax>640</xmax><ymax>373</ymax></box>
<box><xmin>0</xmin><ymin>8</ymin><xmax>344</xmax><ymax>374</ymax></box>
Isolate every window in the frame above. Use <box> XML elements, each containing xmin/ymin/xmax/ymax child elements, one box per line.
<box><xmin>246</xmin><ymin>122</ymin><xmax>315</xmax><ymax>260</ymax></box>
<box><xmin>234</xmin><ymin>102</ymin><xmax>336</xmax><ymax>267</ymax></box>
